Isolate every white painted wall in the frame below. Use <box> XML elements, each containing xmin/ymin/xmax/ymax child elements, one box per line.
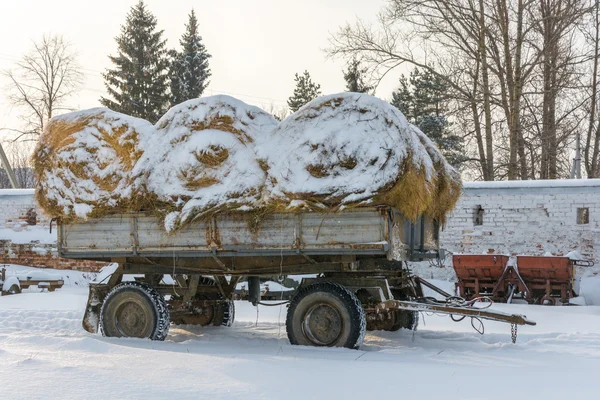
<box><xmin>0</xmin><ymin>189</ymin><xmax>47</xmax><ymax>225</ymax></box>
<box><xmin>440</xmin><ymin>179</ymin><xmax>600</xmax><ymax>261</ymax></box>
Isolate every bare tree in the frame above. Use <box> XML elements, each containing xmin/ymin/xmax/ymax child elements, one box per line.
<box><xmin>486</xmin><ymin>0</ymin><xmax>536</xmax><ymax>179</ymax></box>
<box><xmin>533</xmin><ymin>0</ymin><xmax>589</xmax><ymax>179</ymax></box>
<box><xmin>265</xmin><ymin>103</ymin><xmax>289</xmax><ymax>122</ymax></box>
<box><xmin>584</xmin><ymin>0</ymin><xmax>600</xmax><ymax>177</ymax></box>
<box><xmin>0</xmin><ymin>141</ymin><xmax>34</xmax><ymax>188</ymax></box>
<box><xmin>327</xmin><ymin>1</ymin><xmax>500</xmax><ymax>180</ymax></box>
<box><xmin>2</xmin><ymin>34</ymin><xmax>83</xmax><ymax>141</ymax></box>
<box><xmin>328</xmin><ymin>0</ymin><xmax>591</xmax><ymax>181</ymax></box>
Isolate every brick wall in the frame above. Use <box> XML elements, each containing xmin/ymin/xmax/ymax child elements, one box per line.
<box><xmin>440</xmin><ymin>180</ymin><xmax>600</xmax><ymax>261</ymax></box>
<box><xmin>0</xmin><ymin>241</ymin><xmax>107</xmax><ymax>272</ymax></box>
<box><xmin>0</xmin><ymin>189</ymin><xmax>107</xmax><ymax>272</ymax></box>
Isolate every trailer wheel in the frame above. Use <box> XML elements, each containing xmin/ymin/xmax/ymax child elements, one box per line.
<box><xmin>366</xmin><ymin>288</ymin><xmax>418</xmax><ymax>332</ymax></box>
<box><xmin>389</xmin><ymin>289</ymin><xmax>419</xmax><ymax>331</ymax></box>
<box><xmin>286</xmin><ymin>281</ymin><xmax>366</xmax><ymax>349</ymax></box>
<box><xmin>390</xmin><ymin>310</ymin><xmax>419</xmax><ymax>331</ymax></box>
<box><xmin>170</xmin><ymin>276</ymin><xmax>235</xmax><ymax>327</ymax></box>
<box><xmin>2</xmin><ymin>277</ymin><xmax>21</xmax><ymax>295</ymax></box>
<box><xmin>216</xmin><ymin>300</ymin><xmax>235</xmax><ymax>327</ymax></box>
<box><xmin>100</xmin><ymin>282</ymin><xmax>170</xmax><ymax>341</ymax></box>
<box><xmin>539</xmin><ymin>295</ymin><xmax>556</xmax><ymax>306</ymax></box>
<box><xmin>198</xmin><ymin>277</ymin><xmax>235</xmax><ymax>327</ymax></box>
<box><xmin>5</xmin><ymin>284</ymin><xmax>21</xmax><ymax>295</ymax></box>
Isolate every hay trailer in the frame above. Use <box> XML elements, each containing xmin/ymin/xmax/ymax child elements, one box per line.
<box><xmin>57</xmin><ymin>207</ymin><xmax>535</xmax><ymax>349</ymax></box>
<box><xmin>453</xmin><ymin>254</ymin><xmax>592</xmax><ymax>305</ymax></box>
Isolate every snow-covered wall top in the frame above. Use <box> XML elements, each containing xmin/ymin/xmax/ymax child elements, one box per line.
<box><xmin>5</xmin><ymin>180</ymin><xmax>598</xmax><ymax>196</ymax></box>
<box><xmin>464</xmin><ymin>178</ymin><xmax>600</xmax><ymax>190</ymax></box>
<box><xmin>0</xmin><ymin>189</ymin><xmax>36</xmax><ymax>196</ymax></box>
<box><xmin>440</xmin><ymin>179</ymin><xmax>600</xmax><ymax>261</ymax></box>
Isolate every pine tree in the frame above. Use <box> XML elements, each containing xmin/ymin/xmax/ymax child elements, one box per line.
<box><xmin>391</xmin><ymin>68</ymin><xmax>466</xmax><ymax>168</ymax></box>
<box><xmin>169</xmin><ymin>9</ymin><xmax>211</xmax><ymax>106</ymax></box>
<box><xmin>390</xmin><ymin>75</ymin><xmax>412</xmax><ymax>117</ymax></box>
<box><xmin>100</xmin><ymin>1</ymin><xmax>170</xmax><ymax>123</ymax></box>
<box><xmin>287</xmin><ymin>70</ymin><xmax>322</xmax><ymax>112</ymax></box>
<box><xmin>343</xmin><ymin>58</ymin><xmax>373</xmax><ymax>93</ymax></box>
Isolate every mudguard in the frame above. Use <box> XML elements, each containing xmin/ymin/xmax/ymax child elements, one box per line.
<box><xmin>82</xmin><ymin>283</ymin><xmax>111</xmax><ymax>334</ymax></box>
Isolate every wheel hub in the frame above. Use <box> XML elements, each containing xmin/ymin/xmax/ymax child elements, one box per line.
<box><xmin>115</xmin><ymin>301</ymin><xmax>149</xmax><ymax>337</ymax></box>
<box><xmin>302</xmin><ymin>303</ymin><xmax>343</xmax><ymax>346</ymax></box>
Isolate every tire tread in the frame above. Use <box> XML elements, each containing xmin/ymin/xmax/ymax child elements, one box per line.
<box><xmin>100</xmin><ymin>281</ymin><xmax>170</xmax><ymax>341</ymax></box>
<box><xmin>286</xmin><ymin>280</ymin><xmax>366</xmax><ymax>349</ymax></box>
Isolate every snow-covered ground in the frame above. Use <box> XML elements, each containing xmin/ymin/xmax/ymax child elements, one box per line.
<box><xmin>1</xmin><ymin>274</ymin><xmax>600</xmax><ymax>399</ymax></box>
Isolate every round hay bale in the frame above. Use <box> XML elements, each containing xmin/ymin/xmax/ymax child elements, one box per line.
<box><xmin>138</xmin><ymin>95</ymin><xmax>278</xmax><ymax>230</ymax></box>
<box><xmin>33</xmin><ymin>108</ymin><xmax>154</xmax><ymax>220</ymax></box>
<box><xmin>259</xmin><ymin>92</ymin><xmax>437</xmax><ymax>220</ymax></box>
<box><xmin>410</xmin><ymin>124</ymin><xmax>462</xmax><ymax>224</ymax></box>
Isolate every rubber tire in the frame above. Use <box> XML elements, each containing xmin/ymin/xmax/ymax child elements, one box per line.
<box><xmin>388</xmin><ymin>289</ymin><xmax>419</xmax><ymax>332</ymax></box>
<box><xmin>7</xmin><ymin>284</ymin><xmax>21</xmax><ymax>295</ymax></box>
<box><xmin>389</xmin><ymin>310</ymin><xmax>419</xmax><ymax>331</ymax></box>
<box><xmin>170</xmin><ymin>277</ymin><xmax>235</xmax><ymax>327</ymax></box>
<box><xmin>539</xmin><ymin>295</ymin><xmax>556</xmax><ymax>306</ymax></box>
<box><xmin>100</xmin><ymin>281</ymin><xmax>170</xmax><ymax>341</ymax></box>
<box><xmin>286</xmin><ymin>281</ymin><xmax>366</xmax><ymax>350</ymax></box>
<box><xmin>218</xmin><ymin>300</ymin><xmax>235</xmax><ymax>327</ymax></box>
<box><xmin>200</xmin><ymin>277</ymin><xmax>235</xmax><ymax>327</ymax></box>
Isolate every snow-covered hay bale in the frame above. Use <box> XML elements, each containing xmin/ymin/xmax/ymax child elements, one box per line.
<box><xmin>260</xmin><ymin>93</ymin><xmax>442</xmax><ymax>220</ymax></box>
<box><xmin>139</xmin><ymin>95</ymin><xmax>278</xmax><ymax>230</ymax></box>
<box><xmin>33</xmin><ymin>108</ymin><xmax>154</xmax><ymax>220</ymax></box>
<box><xmin>410</xmin><ymin>124</ymin><xmax>462</xmax><ymax>223</ymax></box>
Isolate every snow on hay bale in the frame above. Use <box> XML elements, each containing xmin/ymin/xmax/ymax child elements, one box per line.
<box><xmin>33</xmin><ymin>108</ymin><xmax>154</xmax><ymax>220</ymax></box>
<box><xmin>260</xmin><ymin>92</ymin><xmax>460</xmax><ymax>221</ymax></box>
<box><xmin>137</xmin><ymin>95</ymin><xmax>278</xmax><ymax>231</ymax></box>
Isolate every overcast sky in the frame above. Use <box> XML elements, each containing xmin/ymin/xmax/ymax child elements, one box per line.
<box><xmin>0</xmin><ymin>0</ymin><xmax>409</xmax><ymax>141</ymax></box>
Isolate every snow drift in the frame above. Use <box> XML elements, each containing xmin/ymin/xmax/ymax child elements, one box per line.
<box><xmin>259</xmin><ymin>93</ymin><xmax>461</xmax><ymax>221</ymax></box>
<box><xmin>33</xmin><ymin>108</ymin><xmax>154</xmax><ymax>220</ymax></box>
<box><xmin>135</xmin><ymin>95</ymin><xmax>278</xmax><ymax>230</ymax></box>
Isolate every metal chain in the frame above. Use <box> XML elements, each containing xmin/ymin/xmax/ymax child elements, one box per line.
<box><xmin>511</xmin><ymin>323</ymin><xmax>518</xmax><ymax>344</ymax></box>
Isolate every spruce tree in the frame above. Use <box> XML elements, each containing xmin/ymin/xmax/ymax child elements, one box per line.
<box><xmin>391</xmin><ymin>68</ymin><xmax>466</xmax><ymax>168</ymax></box>
<box><xmin>390</xmin><ymin>75</ymin><xmax>412</xmax><ymax>117</ymax></box>
<box><xmin>100</xmin><ymin>1</ymin><xmax>169</xmax><ymax>123</ymax></box>
<box><xmin>287</xmin><ymin>70</ymin><xmax>322</xmax><ymax>112</ymax></box>
<box><xmin>343</xmin><ymin>58</ymin><xmax>373</xmax><ymax>93</ymax></box>
<box><xmin>169</xmin><ymin>9</ymin><xmax>211</xmax><ymax>106</ymax></box>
